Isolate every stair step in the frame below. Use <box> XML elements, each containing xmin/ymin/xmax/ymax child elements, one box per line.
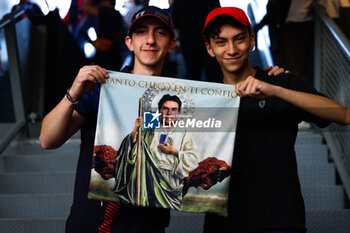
<box><xmin>0</xmin><ymin>193</ymin><xmax>72</xmax><ymax>218</ymax></box>
<box><xmin>0</xmin><ymin>172</ymin><xmax>75</xmax><ymax>194</ymax></box>
<box><xmin>0</xmin><ymin>145</ymin><xmax>327</xmax><ymax>173</ymax></box>
<box><xmin>306</xmin><ymin>210</ymin><xmax>350</xmax><ymax>233</ymax></box>
<box><xmin>298</xmin><ymin>164</ymin><xmax>335</xmax><ymax>186</ymax></box>
<box><xmin>168</xmin><ymin>206</ymin><xmax>350</xmax><ymax>233</ymax></box>
<box><xmin>0</xmin><ymin>218</ymin><xmax>66</xmax><ymax>233</ymax></box>
<box><xmin>167</xmin><ymin>207</ymin><xmax>350</xmax><ymax>233</ymax></box>
<box><xmin>0</xmin><ymin>154</ymin><xmax>78</xmax><ymax>173</ymax></box>
<box><xmin>0</xmin><ymin>124</ymin><xmax>17</xmax><ymax>138</ymax></box>
<box><xmin>2</xmin><ymin>139</ymin><xmax>80</xmax><ymax>156</ymax></box>
<box><xmin>295</xmin><ymin>144</ymin><xmax>327</xmax><ymax>154</ymax></box>
<box><xmin>302</xmin><ymin>186</ymin><xmax>345</xmax><ymax>210</ymax></box>
<box><xmin>167</xmin><ymin>211</ymin><xmax>204</xmax><ymax>233</ymax></box>
<box><xmin>295</xmin><ymin>144</ymin><xmax>328</xmax><ymax>164</ymax></box>
<box><xmin>295</xmin><ymin>132</ymin><xmax>323</xmax><ymax>145</ymax></box>
<box><xmin>0</xmin><ymin>131</ymin><xmax>347</xmax><ymax>233</ymax></box>
<box><xmin>0</xmin><ymin>210</ymin><xmax>349</xmax><ymax>233</ymax></box>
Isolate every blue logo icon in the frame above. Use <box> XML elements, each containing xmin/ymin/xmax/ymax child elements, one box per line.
<box><xmin>143</xmin><ymin>110</ymin><xmax>161</xmax><ymax>129</ymax></box>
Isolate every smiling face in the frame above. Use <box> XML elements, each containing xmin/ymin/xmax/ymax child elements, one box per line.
<box><xmin>125</xmin><ymin>17</ymin><xmax>176</xmax><ymax>71</ymax></box>
<box><xmin>205</xmin><ymin>24</ymin><xmax>254</xmax><ymax>77</ymax></box>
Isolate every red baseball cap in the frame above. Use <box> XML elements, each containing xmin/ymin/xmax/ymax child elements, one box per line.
<box><xmin>203</xmin><ymin>7</ymin><xmax>252</xmax><ymax>33</ymax></box>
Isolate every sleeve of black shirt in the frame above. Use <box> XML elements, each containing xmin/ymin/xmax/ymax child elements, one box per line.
<box><xmin>282</xmin><ymin>73</ymin><xmax>330</xmax><ymax>128</ymax></box>
<box><xmin>172</xmin><ymin>0</ymin><xmax>183</xmax><ymax>29</ymax></box>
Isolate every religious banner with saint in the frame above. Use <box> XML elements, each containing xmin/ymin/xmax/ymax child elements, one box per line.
<box><xmin>88</xmin><ymin>71</ymin><xmax>240</xmax><ymax>216</ymax></box>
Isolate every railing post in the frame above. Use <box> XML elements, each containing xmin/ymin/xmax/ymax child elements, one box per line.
<box><xmin>4</xmin><ymin>19</ymin><xmax>26</xmax><ymax>124</ymax></box>
<box><xmin>313</xmin><ymin>13</ymin><xmax>321</xmax><ymax>91</ymax></box>
<box><xmin>0</xmin><ymin>10</ymin><xmax>28</xmax><ymax>155</ymax></box>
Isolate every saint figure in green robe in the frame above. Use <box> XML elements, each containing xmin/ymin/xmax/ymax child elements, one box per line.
<box><xmin>114</xmin><ymin>94</ymin><xmax>198</xmax><ymax>210</ymax></box>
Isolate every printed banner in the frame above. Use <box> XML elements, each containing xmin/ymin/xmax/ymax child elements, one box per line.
<box><xmin>88</xmin><ymin>71</ymin><xmax>240</xmax><ymax>216</ymax></box>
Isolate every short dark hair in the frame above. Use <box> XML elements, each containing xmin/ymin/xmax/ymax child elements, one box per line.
<box><xmin>203</xmin><ymin>15</ymin><xmax>252</xmax><ymax>43</ymax></box>
<box><xmin>158</xmin><ymin>94</ymin><xmax>182</xmax><ymax>112</ymax></box>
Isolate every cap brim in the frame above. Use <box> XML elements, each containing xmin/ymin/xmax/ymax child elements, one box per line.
<box><xmin>129</xmin><ymin>14</ymin><xmax>172</xmax><ymax>34</ymax></box>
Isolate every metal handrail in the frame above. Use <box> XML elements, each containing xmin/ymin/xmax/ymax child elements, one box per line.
<box><xmin>314</xmin><ymin>9</ymin><xmax>350</xmax><ymax>203</ymax></box>
<box><xmin>317</xmin><ymin>10</ymin><xmax>350</xmax><ymax>60</ymax></box>
<box><xmin>0</xmin><ymin>120</ymin><xmax>26</xmax><ymax>155</ymax></box>
<box><xmin>0</xmin><ymin>8</ymin><xmax>27</xmax><ymax>155</ymax></box>
<box><xmin>0</xmin><ymin>7</ymin><xmax>26</xmax><ymax>29</ymax></box>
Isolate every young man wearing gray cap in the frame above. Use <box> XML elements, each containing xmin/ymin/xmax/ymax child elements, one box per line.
<box><xmin>202</xmin><ymin>7</ymin><xmax>350</xmax><ymax>233</ymax></box>
<box><xmin>40</xmin><ymin>6</ymin><xmax>176</xmax><ymax>233</ymax></box>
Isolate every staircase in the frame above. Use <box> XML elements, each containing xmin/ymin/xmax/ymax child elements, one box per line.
<box><xmin>0</xmin><ymin>129</ymin><xmax>349</xmax><ymax>233</ymax></box>
<box><xmin>0</xmin><ymin>125</ymin><xmax>79</xmax><ymax>233</ymax></box>
<box><xmin>296</xmin><ymin>132</ymin><xmax>350</xmax><ymax>233</ymax></box>
<box><xmin>167</xmin><ymin>131</ymin><xmax>350</xmax><ymax>233</ymax></box>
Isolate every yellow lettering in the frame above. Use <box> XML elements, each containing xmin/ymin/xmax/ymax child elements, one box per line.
<box><xmin>200</xmin><ymin>88</ymin><xmax>207</xmax><ymax>95</ymax></box>
<box><xmin>157</xmin><ymin>82</ymin><xmax>165</xmax><ymax>90</ymax></box>
<box><xmin>138</xmin><ymin>80</ymin><xmax>145</xmax><ymax>88</ymax></box>
<box><xmin>128</xmin><ymin>80</ymin><xmax>136</xmax><ymax>87</ymax></box>
<box><xmin>179</xmin><ymin>85</ymin><xmax>186</xmax><ymax>93</ymax></box>
<box><xmin>207</xmin><ymin>89</ymin><xmax>214</xmax><ymax>96</ymax></box>
<box><xmin>115</xmin><ymin>78</ymin><xmax>122</xmax><ymax>85</ymax></box>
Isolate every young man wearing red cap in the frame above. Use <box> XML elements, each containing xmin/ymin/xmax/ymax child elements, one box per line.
<box><xmin>202</xmin><ymin>7</ymin><xmax>350</xmax><ymax>233</ymax></box>
<box><xmin>40</xmin><ymin>6</ymin><xmax>176</xmax><ymax>233</ymax></box>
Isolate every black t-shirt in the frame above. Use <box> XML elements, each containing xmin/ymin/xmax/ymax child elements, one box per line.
<box><xmin>94</xmin><ymin>7</ymin><xmax>125</xmax><ymax>71</ymax></box>
<box><xmin>204</xmin><ymin>68</ymin><xmax>329</xmax><ymax>233</ymax></box>
<box><xmin>66</xmin><ymin>66</ymin><xmax>170</xmax><ymax>233</ymax></box>
<box><xmin>172</xmin><ymin>0</ymin><xmax>221</xmax><ymax>41</ymax></box>
<box><xmin>98</xmin><ymin>7</ymin><xmax>124</xmax><ymax>41</ymax></box>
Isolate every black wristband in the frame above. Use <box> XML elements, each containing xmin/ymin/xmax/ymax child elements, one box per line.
<box><xmin>66</xmin><ymin>88</ymin><xmax>79</xmax><ymax>105</ymax></box>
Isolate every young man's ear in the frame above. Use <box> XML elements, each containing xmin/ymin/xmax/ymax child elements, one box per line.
<box><xmin>167</xmin><ymin>38</ymin><xmax>177</xmax><ymax>52</ymax></box>
<box><xmin>250</xmin><ymin>33</ymin><xmax>255</xmax><ymax>51</ymax></box>
<box><xmin>205</xmin><ymin>41</ymin><xmax>215</xmax><ymax>58</ymax></box>
<box><xmin>125</xmin><ymin>36</ymin><xmax>134</xmax><ymax>52</ymax></box>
